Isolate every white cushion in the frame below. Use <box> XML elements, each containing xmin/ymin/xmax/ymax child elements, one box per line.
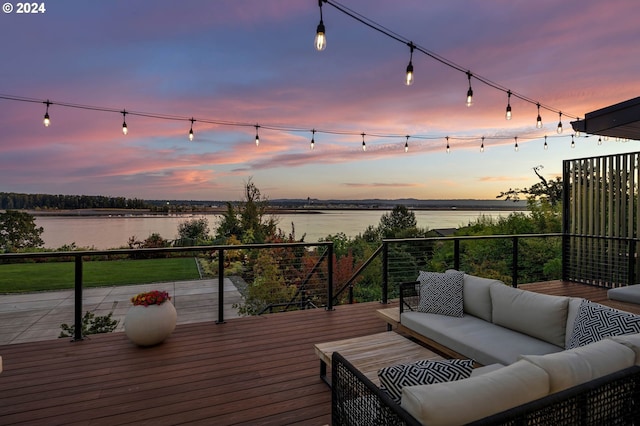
<box><xmin>608</xmin><ymin>333</ymin><xmax>640</xmax><ymax>364</ymax></box>
<box><xmin>401</xmin><ymin>359</ymin><xmax>549</xmax><ymax>426</ymax></box>
<box><xmin>401</xmin><ymin>311</ymin><xmax>562</xmax><ymax>366</ymax></box>
<box><xmin>417</xmin><ymin>271</ymin><xmax>464</xmax><ymax>317</ymax></box>
<box><xmin>463</xmin><ymin>274</ymin><xmax>500</xmax><ymax>322</ymax></box>
<box><xmin>567</xmin><ymin>300</ymin><xmax>640</xmax><ymax>349</ymax></box>
<box><xmin>520</xmin><ymin>338</ymin><xmax>635</xmax><ymax>393</ymax></box>
<box><xmin>608</xmin><ymin>285</ymin><xmax>640</xmax><ymax>304</ymax></box>
<box><xmin>490</xmin><ymin>283</ymin><xmax>569</xmax><ymax>347</ymax></box>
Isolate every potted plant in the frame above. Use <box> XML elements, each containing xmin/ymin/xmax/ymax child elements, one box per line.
<box><xmin>124</xmin><ymin>290</ymin><xmax>177</xmax><ymax>346</ymax></box>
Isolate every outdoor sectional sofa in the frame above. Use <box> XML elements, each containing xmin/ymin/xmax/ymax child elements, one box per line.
<box><xmin>331</xmin><ymin>271</ymin><xmax>640</xmax><ymax>425</ymax></box>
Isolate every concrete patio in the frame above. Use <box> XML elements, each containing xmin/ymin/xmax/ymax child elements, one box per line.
<box><xmin>0</xmin><ymin>278</ymin><xmax>243</xmax><ymax>345</ymax></box>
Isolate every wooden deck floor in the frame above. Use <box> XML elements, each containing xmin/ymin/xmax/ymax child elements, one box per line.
<box><xmin>1</xmin><ymin>280</ymin><xmax>639</xmax><ymax>425</ymax></box>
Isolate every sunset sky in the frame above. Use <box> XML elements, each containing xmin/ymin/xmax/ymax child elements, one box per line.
<box><xmin>1</xmin><ymin>0</ymin><xmax>638</xmax><ymax>201</ymax></box>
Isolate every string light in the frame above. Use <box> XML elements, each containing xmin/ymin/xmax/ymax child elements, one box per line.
<box><xmin>404</xmin><ymin>135</ymin><xmax>409</xmax><ymax>152</ymax></box>
<box><xmin>544</xmin><ymin>135</ymin><xmax>548</xmax><ymax>150</ymax></box>
<box><xmin>571</xmin><ymin>134</ymin><xmax>575</xmax><ymax>148</ymax></box>
<box><xmin>0</xmin><ymin>94</ymin><xmax>588</xmax><ymax>156</ymax></box>
<box><xmin>536</xmin><ymin>103</ymin><xmax>542</xmax><ymax>129</ymax></box>
<box><xmin>556</xmin><ymin>112</ymin><xmax>563</xmax><ymax>134</ymax></box>
<box><xmin>43</xmin><ymin>100</ymin><xmax>51</xmax><ymax>127</ymax></box>
<box><xmin>575</xmin><ymin>129</ymin><xmax>581</xmax><ymax>138</ymax></box>
<box><xmin>604</xmin><ymin>136</ymin><xmax>609</xmax><ymax>141</ymax></box>
<box><xmin>361</xmin><ymin>133</ymin><xmax>366</xmax><ymax>151</ymax></box>
<box><xmin>480</xmin><ymin>136</ymin><xmax>485</xmax><ymax>152</ymax></box>
<box><xmin>312</xmin><ymin>0</ymin><xmax>580</xmax><ymax>140</ymax></box>
<box><xmin>514</xmin><ymin>136</ymin><xmax>519</xmax><ymax>152</ymax></box>
<box><xmin>311</xmin><ymin>129</ymin><xmax>315</xmax><ymax>150</ymax></box>
<box><xmin>505</xmin><ymin>91</ymin><xmax>512</xmax><ymax>120</ymax></box>
<box><xmin>598</xmin><ymin>137</ymin><xmax>602</xmax><ymax>145</ymax></box>
<box><xmin>121</xmin><ymin>110</ymin><xmax>128</xmax><ymax>135</ymax></box>
<box><xmin>405</xmin><ymin>42</ymin><xmax>414</xmax><ymax>86</ymax></box>
<box><xmin>446</xmin><ymin>136</ymin><xmax>450</xmax><ymax>153</ymax></box>
<box><xmin>314</xmin><ymin>0</ymin><xmax>326</xmax><ymax>51</ymax></box>
<box><xmin>188</xmin><ymin>118</ymin><xmax>195</xmax><ymax>141</ymax></box>
<box><xmin>465</xmin><ymin>71</ymin><xmax>473</xmax><ymax>107</ymax></box>
<box><xmin>254</xmin><ymin>125</ymin><xmax>260</xmax><ymax>146</ymax></box>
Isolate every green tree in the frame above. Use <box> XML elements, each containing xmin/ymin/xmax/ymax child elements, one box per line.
<box><xmin>497</xmin><ymin>165</ymin><xmax>563</xmax><ymax>206</ymax></box>
<box><xmin>0</xmin><ymin>210</ymin><xmax>44</xmax><ymax>252</ymax></box>
<box><xmin>214</xmin><ymin>177</ymin><xmax>277</xmax><ymax>243</ymax></box>
<box><xmin>378</xmin><ymin>205</ymin><xmax>418</xmax><ymax>238</ymax></box>
<box><xmin>177</xmin><ymin>217</ymin><xmax>210</xmax><ymax>243</ymax></box>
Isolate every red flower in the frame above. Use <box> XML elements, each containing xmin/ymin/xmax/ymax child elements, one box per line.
<box><xmin>131</xmin><ymin>290</ymin><xmax>171</xmax><ymax>307</ymax></box>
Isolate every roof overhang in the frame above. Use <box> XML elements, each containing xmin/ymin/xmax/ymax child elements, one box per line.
<box><xmin>571</xmin><ymin>96</ymin><xmax>640</xmax><ymax>141</ymax></box>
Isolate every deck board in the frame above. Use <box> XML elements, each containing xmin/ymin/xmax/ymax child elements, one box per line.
<box><xmin>1</xmin><ymin>281</ymin><xmax>639</xmax><ymax>425</ymax></box>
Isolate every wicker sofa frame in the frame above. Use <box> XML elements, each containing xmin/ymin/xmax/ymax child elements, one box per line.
<box><xmin>331</xmin><ymin>351</ymin><xmax>640</xmax><ymax>425</ymax></box>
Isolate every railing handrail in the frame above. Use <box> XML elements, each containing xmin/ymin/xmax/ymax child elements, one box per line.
<box><xmin>0</xmin><ymin>241</ymin><xmax>333</xmax><ymax>260</ymax></box>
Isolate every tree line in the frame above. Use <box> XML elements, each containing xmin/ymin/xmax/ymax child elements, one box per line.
<box><xmin>0</xmin><ymin>192</ymin><xmax>148</xmax><ymax>210</ymax></box>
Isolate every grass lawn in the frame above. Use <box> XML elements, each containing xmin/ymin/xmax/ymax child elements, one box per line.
<box><xmin>0</xmin><ymin>257</ymin><xmax>201</xmax><ymax>293</ymax></box>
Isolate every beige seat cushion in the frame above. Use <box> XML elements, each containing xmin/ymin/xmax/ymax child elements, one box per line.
<box><xmin>401</xmin><ymin>359</ymin><xmax>549</xmax><ymax>426</ymax></box>
<box><xmin>520</xmin><ymin>338</ymin><xmax>635</xmax><ymax>393</ymax></box>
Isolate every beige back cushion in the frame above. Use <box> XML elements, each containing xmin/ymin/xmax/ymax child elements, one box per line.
<box><xmin>401</xmin><ymin>359</ymin><xmax>549</xmax><ymax>426</ymax></box>
<box><xmin>490</xmin><ymin>283</ymin><xmax>569</xmax><ymax>347</ymax></box>
<box><xmin>520</xmin><ymin>338</ymin><xmax>635</xmax><ymax>393</ymax></box>
<box><xmin>462</xmin><ymin>274</ymin><xmax>501</xmax><ymax>322</ymax></box>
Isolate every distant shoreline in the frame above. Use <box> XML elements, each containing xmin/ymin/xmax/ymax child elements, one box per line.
<box><xmin>20</xmin><ymin>205</ymin><xmax>528</xmax><ymax>217</ymax></box>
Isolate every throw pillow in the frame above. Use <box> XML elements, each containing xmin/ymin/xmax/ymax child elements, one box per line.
<box><xmin>417</xmin><ymin>270</ymin><xmax>464</xmax><ymax>317</ymax></box>
<box><xmin>567</xmin><ymin>300</ymin><xmax>640</xmax><ymax>349</ymax></box>
<box><xmin>378</xmin><ymin>358</ymin><xmax>474</xmax><ymax>403</ymax></box>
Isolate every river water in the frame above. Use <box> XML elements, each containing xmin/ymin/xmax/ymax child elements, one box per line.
<box><xmin>35</xmin><ymin>210</ymin><xmax>524</xmax><ymax>250</ymax></box>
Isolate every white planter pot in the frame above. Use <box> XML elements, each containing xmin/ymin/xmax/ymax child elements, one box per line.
<box><xmin>124</xmin><ymin>301</ymin><xmax>177</xmax><ymax>346</ymax></box>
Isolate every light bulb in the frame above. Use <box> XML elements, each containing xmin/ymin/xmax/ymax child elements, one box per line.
<box><xmin>536</xmin><ymin>103</ymin><xmax>542</xmax><ymax>129</ymax></box>
<box><xmin>571</xmin><ymin>135</ymin><xmax>575</xmax><ymax>148</ymax></box>
<box><xmin>544</xmin><ymin>136</ymin><xmax>548</xmax><ymax>150</ymax></box>
<box><xmin>43</xmin><ymin>100</ymin><xmax>51</xmax><ymax>127</ymax></box>
<box><xmin>465</xmin><ymin>72</ymin><xmax>473</xmax><ymax>107</ymax></box>
<box><xmin>446</xmin><ymin>137</ymin><xmax>450</xmax><ymax>153</ymax></box>
<box><xmin>598</xmin><ymin>137</ymin><xmax>602</xmax><ymax>145</ymax></box>
<box><xmin>361</xmin><ymin>133</ymin><xmax>366</xmax><ymax>151</ymax></box>
<box><xmin>514</xmin><ymin>137</ymin><xmax>519</xmax><ymax>152</ymax></box>
<box><xmin>315</xmin><ymin>22</ymin><xmax>326</xmax><ymax>51</ymax></box>
<box><xmin>255</xmin><ymin>126</ymin><xmax>260</xmax><ymax>146</ymax></box>
<box><xmin>121</xmin><ymin>110</ymin><xmax>128</xmax><ymax>135</ymax></box>
<box><xmin>404</xmin><ymin>136</ymin><xmax>409</xmax><ymax>152</ymax></box>
<box><xmin>405</xmin><ymin>43</ymin><xmax>414</xmax><ymax>86</ymax></box>
<box><xmin>405</xmin><ymin>62</ymin><xmax>414</xmax><ymax>86</ymax></box>
<box><xmin>505</xmin><ymin>91</ymin><xmax>512</xmax><ymax>120</ymax></box>
<box><xmin>556</xmin><ymin>112</ymin><xmax>563</xmax><ymax>134</ymax></box>
<box><xmin>480</xmin><ymin>137</ymin><xmax>485</xmax><ymax>153</ymax></box>
<box><xmin>315</xmin><ymin>1</ymin><xmax>326</xmax><ymax>52</ymax></box>
<box><xmin>311</xmin><ymin>130</ymin><xmax>315</xmax><ymax>150</ymax></box>
<box><xmin>188</xmin><ymin>119</ymin><xmax>195</xmax><ymax>141</ymax></box>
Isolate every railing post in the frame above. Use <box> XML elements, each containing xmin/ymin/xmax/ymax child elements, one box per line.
<box><xmin>382</xmin><ymin>241</ymin><xmax>389</xmax><ymax>304</ymax></box>
<box><xmin>628</xmin><ymin>240</ymin><xmax>636</xmax><ymax>287</ymax></box>
<box><xmin>512</xmin><ymin>236</ymin><xmax>519</xmax><ymax>287</ymax></box>
<box><xmin>216</xmin><ymin>248</ymin><xmax>225</xmax><ymax>324</ymax></box>
<box><xmin>454</xmin><ymin>239</ymin><xmax>460</xmax><ymax>271</ymax></box>
<box><xmin>326</xmin><ymin>243</ymin><xmax>334</xmax><ymax>311</ymax></box>
<box><xmin>72</xmin><ymin>255</ymin><xmax>84</xmax><ymax>341</ymax></box>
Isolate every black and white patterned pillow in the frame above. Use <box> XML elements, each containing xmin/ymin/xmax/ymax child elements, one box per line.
<box><xmin>417</xmin><ymin>270</ymin><xmax>464</xmax><ymax>317</ymax></box>
<box><xmin>567</xmin><ymin>300</ymin><xmax>640</xmax><ymax>349</ymax></box>
<box><xmin>378</xmin><ymin>358</ymin><xmax>474</xmax><ymax>403</ymax></box>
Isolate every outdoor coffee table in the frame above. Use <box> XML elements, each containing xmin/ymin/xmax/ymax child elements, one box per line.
<box><xmin>314</xmin><ymin>331</ymin><xmax>443</xmax><ymax>386</ymax></box>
